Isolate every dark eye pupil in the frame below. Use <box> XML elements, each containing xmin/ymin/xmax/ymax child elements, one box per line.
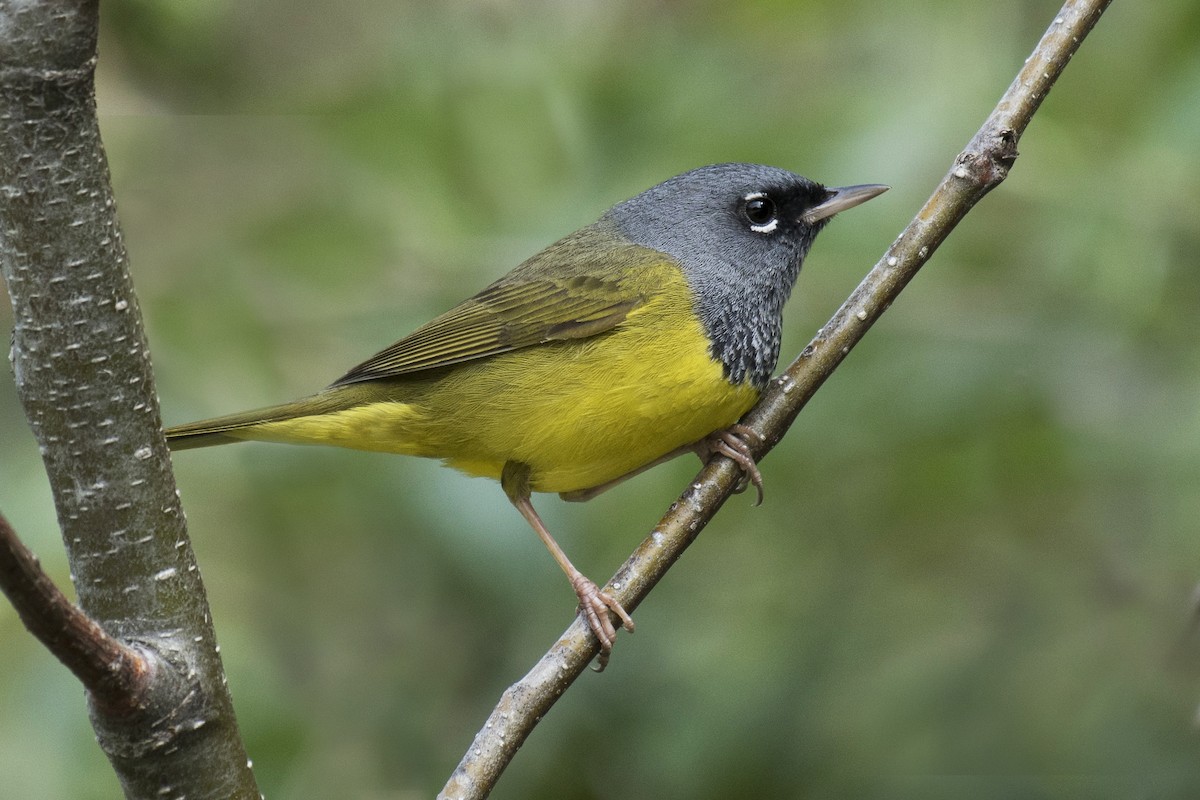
<box><xmin>745</xmin><ymin>196</ymin><xmax>776</xmax><ymax>226</ymax></box>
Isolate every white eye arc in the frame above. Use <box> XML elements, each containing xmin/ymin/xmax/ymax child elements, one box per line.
<box><xmin>742</xmin><ymin>192</ymin><xmax>779</xmax><ymax>234</ymax></box>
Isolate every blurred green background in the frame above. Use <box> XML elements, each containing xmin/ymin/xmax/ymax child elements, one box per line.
<box><xmin>3</xmin><ymin>1</ymin><xmax>1199</xmax><ymax>797</ymax></box>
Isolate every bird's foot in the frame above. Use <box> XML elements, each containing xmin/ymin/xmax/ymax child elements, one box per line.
<box><xmin>570</xmin><ymin>573</ymin><xmax>634</xmax><ymax>672</ymax></box>
<box><xmin>700</xmin><ymin>424</ymin><xmax>765</xmax><ymax>505</ymax></box>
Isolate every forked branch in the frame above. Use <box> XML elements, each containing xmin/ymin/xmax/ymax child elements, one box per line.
<box><xmin>0</xmin><ymin>512</ymin><xmax>153</xmax><ymax>714</ymax></box>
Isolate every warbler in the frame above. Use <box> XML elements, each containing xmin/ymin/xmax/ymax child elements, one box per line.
<box><xmin>166</xmin><ymin>163</ymin><xmax>886</xmax><ymax>663</ymax></box>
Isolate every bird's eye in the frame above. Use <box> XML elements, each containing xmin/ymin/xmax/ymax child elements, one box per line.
<box><xmin>742</xmin><ymin>194</ymin><xmax>778</xmax><ymax>231</ymax></box>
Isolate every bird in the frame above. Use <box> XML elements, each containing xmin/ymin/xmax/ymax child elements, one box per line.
<box><xmin>165</xmin><ymin>163</ymin><xmax>886</xmax><ymax>666</ymax></box>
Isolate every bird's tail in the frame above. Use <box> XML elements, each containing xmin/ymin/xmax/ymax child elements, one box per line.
<box><xmin>164</xmin><ymin>394</ymin><xmax>351</xmax><ymax>451</ymax></box>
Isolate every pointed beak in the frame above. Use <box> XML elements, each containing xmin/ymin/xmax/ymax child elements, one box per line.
<box><xmin>801</xmin><ymin>183</ymin><xmax>889</xmax><ymax>224</ymax></box>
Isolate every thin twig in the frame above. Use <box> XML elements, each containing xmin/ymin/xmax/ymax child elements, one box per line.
<box><xmin>0</xmin><ymin>512</ymin><xmax>152</xmax><ymax>714</ymax></box>
<box><xmin>438</xmin><ymin>0</ymin><xmax>1113</xmax><ymax>797</ymax></box>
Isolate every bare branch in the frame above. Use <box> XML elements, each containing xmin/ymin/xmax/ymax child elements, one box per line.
<box><xmin>439</xmin><ymin>0</ymin><xmax>1114</xmax><ymax>796</ymax></box>
<box><xmin>0</xmin><ymin>511</ymin><xmax>153</xmax><ymax>713</ymax></box>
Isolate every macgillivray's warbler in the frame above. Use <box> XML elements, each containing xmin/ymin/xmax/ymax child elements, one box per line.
<box><xmin>165</xmin><ymin>163</ymin><xmax>886</xmax><ymax>665</ymax></box>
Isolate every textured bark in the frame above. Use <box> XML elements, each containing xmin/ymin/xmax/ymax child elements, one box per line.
<box><xmin>0</xmin><ymin>2</ymin><xmax>258</xmax><ymax>797</ymax></box>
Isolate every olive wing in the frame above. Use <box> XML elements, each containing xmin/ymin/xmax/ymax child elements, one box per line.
<box><xmin>331</xmin><ymin>235</ymin><xmax>665</xmax><ymax>386</ymax></box>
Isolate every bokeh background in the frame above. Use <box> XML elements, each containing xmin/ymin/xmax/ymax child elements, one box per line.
<box><xmin>3</xmin><ymin>1</ymin><xmax>1200</xmax><ymax>797</ymax></box>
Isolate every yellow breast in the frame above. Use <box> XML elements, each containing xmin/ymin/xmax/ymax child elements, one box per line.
<box><xmin>247</xmin><ymin>265</ymin><xmax>759</xmax><ymax>494</ymax></box>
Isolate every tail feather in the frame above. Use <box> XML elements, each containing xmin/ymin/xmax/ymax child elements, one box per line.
<box><xmin>164</xmin><ymin>395</ymin><xmax>348</xmax><ymax>451</ymax></box>
<box><xmin>166</xmin><ymin>429</ymin><xmax>251</xmax><ymax>450</ymax></box>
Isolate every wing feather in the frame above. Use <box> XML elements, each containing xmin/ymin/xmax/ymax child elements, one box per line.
<box><xmin>332</xmin><ymin>229</ymin><xmax>662</xmax><ymax>386</ymax></box>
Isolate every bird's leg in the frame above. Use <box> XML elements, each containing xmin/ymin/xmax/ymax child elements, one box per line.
<box><xmin>502</xmin><ymin>461</ymin><xmax>635</xmax><ymax>670</ymax></box>
<box><xmin>695</xmin><ymin>423</ymin><xmax>765</xmax><ymax>505</ymax></box>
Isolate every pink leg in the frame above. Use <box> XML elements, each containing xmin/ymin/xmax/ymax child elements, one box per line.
<box><xmin>503</xmin><ymin>462</ymin><xmax>634</xmax><ymax>670</ymax></box>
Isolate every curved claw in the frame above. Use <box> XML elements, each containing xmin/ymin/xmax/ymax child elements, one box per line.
<box><xmin>702</xmin><ymin>424</ymin><xmax>765</xmax><ymax>505</ymax></box>
<box><xmin>571</xmin><ymin>574</ymin><xmax>635</xmax><ymax>672</ymax></box>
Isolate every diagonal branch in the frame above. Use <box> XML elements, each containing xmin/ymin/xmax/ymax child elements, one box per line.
<box><xmin>0</xmin><ymin>511</ymin><xmax>153</xmax><ymax>714</ymax></box>
<box><xmin>439</xmin><ymin>0</ymin><xmax>1114</xmax><ymax>796</ymax></box>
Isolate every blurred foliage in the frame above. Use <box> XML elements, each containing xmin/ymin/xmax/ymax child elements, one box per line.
<box><xmin>2</xmin><ymin>0</ymin><xmax>1199</xmax><ymax>797</ymax></box>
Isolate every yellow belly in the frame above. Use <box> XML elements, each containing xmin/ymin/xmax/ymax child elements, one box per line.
<box><xmin>247</xmin><ymin>275</ymin><xmax>759</xmax><ymax>494</ymax></box>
